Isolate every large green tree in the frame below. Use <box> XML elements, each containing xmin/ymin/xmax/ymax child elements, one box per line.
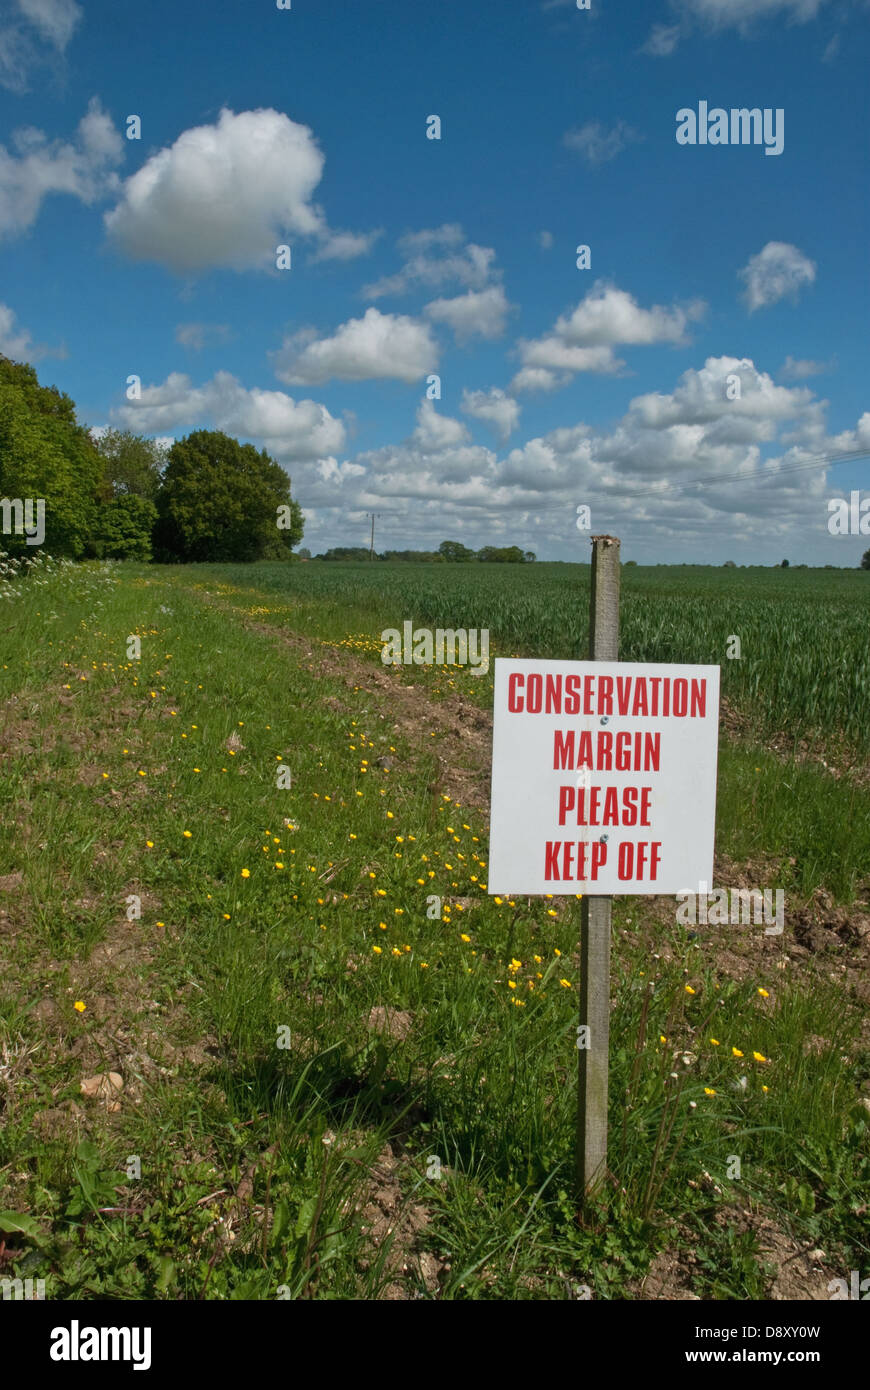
<box><xmin>153</xmin><ymin>429</ymin><xmax>303</xmax><ymax>562</ymax></box>
<box><xmin>94</xmin><ymin>427</ymin><xmax>166</xmax><ymax>502</ymax></box>
<box><xmin>0</xmin><ymin>356</ymin><xmax>79</xmax><ymax>425</ymax></box>
<box><xmin>477</xmin><ymin>545</ymin><xmax>527</xmax><ymax>563</ymax></box>
<box><xmin>438</xmin><ymin>540</ymin><xmax>476</xmax><ymax>562</ymax></box>
<box><xmin>0</xmin><ymin>356</ymin><xmax>102</xmax><ymax>557</ymax></box>
<box><xmin>93</xmin><ymin>494</ymin><xmax>158</xmax><ymax>560</ymax></box>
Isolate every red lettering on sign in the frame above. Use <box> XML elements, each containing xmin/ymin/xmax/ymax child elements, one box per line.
<box><xmin>597</xmin><ymin>730</ymin><xmax>612</xmax><ymax>770</ymax></box>
<box><xmin>617</xmin><ymin>840</ymin><xmax>663</xmax><ymax>881</ymax></box>
<box><xmin>554</xmin><ymin>730</ymin><xmax>574</xmax><ymax>770</ymax></box>
<box><xmin>544</xmin><ymin>841</ymin><xmax>560</xmax><ymax>879</ymax></box>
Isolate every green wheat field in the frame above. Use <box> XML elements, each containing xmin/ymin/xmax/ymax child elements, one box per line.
<box><xmin>1</xmin><ymin>557</ymin><xmax>868</xmax><ymax>1299</ymax></box>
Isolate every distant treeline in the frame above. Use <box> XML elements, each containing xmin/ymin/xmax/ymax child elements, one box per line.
<box><xmin>312</xmin><ymin>542</ymin><xmax>536</xmax><ymax>563</ymax></box>
<box><xmin>0</xmin><ymin>355</ymin><xmax>303</xmax><ymax>563</ymax></box>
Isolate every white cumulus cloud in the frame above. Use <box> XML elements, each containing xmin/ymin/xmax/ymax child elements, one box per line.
<box><xmin>271</xmin><ymin>307</ymin><xmax>439</xmax><ymax>386</ymax></box>
<box><xmin>492</xmin><ymin>355</ymin><xmax>832</xmax><ymax>542</ymax></box>
<box><xmin>411</xmin><ymin>398</ymin><xmax>470</xmax><ymax>453</ymax></box>
<box><xmin>738</xmin><ymin>241</ymin><xmax>816</xmax><ymax>312</ymax></box>
<box><xmin>279</xmin><ymin>355</ymin><xmax>866</xmax><ymax>562</ymax></box>
<box><xmin>105</xmin><ymin>107</ymin><xmax>373</xmax><ymax>273</ymax></box>
<box><xmin>362</xmin><ymin>224</ymin><xmax>499</xmax><ymax>300</ymax></box>
<box><xmin>461</xmin><ymin>387</ymin><xmax>521</xmax><ymax>441</ymax></box>
<box><xmin>0</xmin><ymin>97</ymin><xmax>122</xmax><ymax>238</ymax></box>
<box><xmin>779</xmin><ymin>355</ymin><xmax>833</xmax><ymax>380</ymax></box>
<box><xmin>556</xmin><ymin>283</ymin><xmax>704</xmax><ymax>346</ymax></box>
<box><xmin>310</xmin><ymin>228</ymin><xmax>381</xmax><ymax>262</ymax></box>
<box><xmin>424</xmin><ymin>286</ymin><xmax>511</xmax><ymax>344</ymax></box>
<box><xmin>512</xmin><ymin>283</ymin><xmax>705</xmax><ymax>388</ymax></box>
<box><xmin>517</xmin><ymin>338</ymin><xmax>621</xmax><ymax>377</ymax></box>
<box><xmin>508</xmin><ymin>366</ymin><xmax>569</xmax><ymax>394</ymax></box>
<box><xmin>114</xmin><ymin>370</ymin><xmax>346</xmax><ymax>462</ymax></box>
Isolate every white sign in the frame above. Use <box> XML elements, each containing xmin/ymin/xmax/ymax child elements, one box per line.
<box><xmin>488</xmin><ymin>659</ymin><xmax>720</xmax><ymax>896</ymax></box>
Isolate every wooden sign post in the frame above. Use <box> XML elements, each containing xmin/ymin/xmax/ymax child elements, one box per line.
<box><xmin>577</xmin><ymin>535</ymin><xmax>620</xmax><ymax>1206</ymax></box>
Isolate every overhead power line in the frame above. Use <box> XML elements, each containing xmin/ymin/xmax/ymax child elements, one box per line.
<box><xmin>612</xmin><ymin>448</ymin><xmax>870</xmax><ymax>504</ymax></box>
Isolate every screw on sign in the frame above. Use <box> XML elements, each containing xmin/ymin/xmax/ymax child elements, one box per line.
<box><xmin>487</xmin><ymin>536</ymin><xmax>720</xmax><ymax>1207</ymax></box>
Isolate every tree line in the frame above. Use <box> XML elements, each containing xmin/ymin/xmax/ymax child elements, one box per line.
<box><xmin>0</xmin><ymin>355</ymin><xmax>303</xmax><ymax>562</ymax></box>
<box><xmin>1</xmin><ymin>355</ymin><xmax>535</xmax><ymax>567</ymax></box>
<box><xmin>313</xmin><ymin>541</ymin><xmax>535</xmax><ymax>563</ymax></box>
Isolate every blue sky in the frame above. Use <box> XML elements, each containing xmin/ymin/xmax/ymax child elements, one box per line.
<box><xmin>1</xmin><ymin>0</ymin><xmax>868</xmax><ymax>562</ymax></box>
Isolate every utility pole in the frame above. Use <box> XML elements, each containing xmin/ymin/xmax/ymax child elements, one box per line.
<box><xmin>368</xmin><ymin>513</ymin><xmax>380</xmax><ymax>560</ymax></box>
